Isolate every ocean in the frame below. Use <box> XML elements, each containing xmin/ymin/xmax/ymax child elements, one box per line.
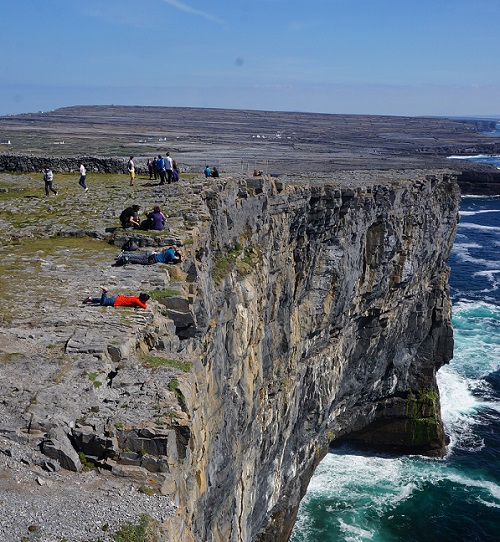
<box><xmin>290</xmin><ymin>156</ymin><xmax>500</xmax><ymax>542</ymax></box>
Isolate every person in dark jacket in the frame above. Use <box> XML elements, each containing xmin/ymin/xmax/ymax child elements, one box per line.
<box><xmin>119</xmin><ymin>205</ymin><xmax>141</xmax><ymax>228</ymax></box>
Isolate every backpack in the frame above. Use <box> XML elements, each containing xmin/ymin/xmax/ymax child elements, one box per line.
<box><xmin>122</xmin><ymin>238</ymin><xmax>139</xmax><ymax>251</ymax></box>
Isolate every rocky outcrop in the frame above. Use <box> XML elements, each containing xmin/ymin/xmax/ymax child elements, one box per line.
<box><xmin>453</xmin><ymin>164</ymin><xmax>500</xmax><ymax>195</ymax></box>
<box><xmin>0</xmin><ymin>170</ymin><xmax>460</xmax><ymax>541</ymax></box>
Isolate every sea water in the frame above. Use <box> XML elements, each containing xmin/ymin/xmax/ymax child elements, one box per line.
<box><xmin>291</xmin><ymin>157</ymin><xmax>500</xmax><ymax>542</ymax></box>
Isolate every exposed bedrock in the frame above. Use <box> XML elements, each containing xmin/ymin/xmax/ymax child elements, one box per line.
<box><xmin>181</xmin><ymin>172</ymin><xmax>460</xmax><ymax>541</ymax></box>
<box><xmin>0</xmin><ymin>170</ymin><xmax>460</xmax><ymax>541</ymax></box>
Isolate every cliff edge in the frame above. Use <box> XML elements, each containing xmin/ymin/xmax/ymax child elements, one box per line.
<box><xmin>0</xmin><ymin>169</ymin><xmax>460</xmax><ymax>541</ymax></box>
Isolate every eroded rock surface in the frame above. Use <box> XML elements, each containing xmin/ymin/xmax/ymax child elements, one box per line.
<box><xmin>0</xmin><ymin>168</ymin><xmax>460</xmax><ymax>541</ymax></box>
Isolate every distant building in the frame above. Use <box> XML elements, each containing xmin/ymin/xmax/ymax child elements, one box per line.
<box><xmin>0</xmin><ymin>139</ymin><xmax>11</xmax><ymax>145</ymax></box>
<box><xmin>53</xmin><ymin>141</ymin><xmax>65</xmax><ymax>145</ymax></box>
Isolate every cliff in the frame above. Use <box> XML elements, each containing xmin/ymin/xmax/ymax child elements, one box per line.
<box><xmin>0</xmin><ymin>170</ymin><xmax>460</xmax><ymax>541</ymax></box>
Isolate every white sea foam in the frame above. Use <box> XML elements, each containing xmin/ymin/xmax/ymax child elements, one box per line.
<box><xmin>446</xmin><ymin>473</ymin><xmax>500</xmax><ymax>501</ymax></box>
<box><xmin>477</xmin><ymin>497</ymin><xmax>500</xmax><ymax>509</ymax></box>
<box><xmin>460</xmin><ymin>209</ymin><xmax>500</xmax><ymax>217</ymax></box>
<box><xmin>337</xmin><ymin>518</ymin><xmax>375</xmax><ymax>541</ymax></box>
<box><xmin>448</xmin><ymin>154</ymin><xmax>499</xmax><ymax>160</ymax></box>
<box><xmin>458</xmin><ymin>222</ymin><xmax>500</xmax><ymax>233</ymax></box>
<box><xmin>473</xmin><ymin>269</ymin><xmax>500</xmax><ymax>293</ymax></box>
<box><xmin>451</xmin><ymin>242</ymin><xmax>498</xmax><ymax>269</ymax></box>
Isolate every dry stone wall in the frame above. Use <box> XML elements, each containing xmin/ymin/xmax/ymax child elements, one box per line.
<box><xmin>0</xmin><ymin>153</ymin><xmax>131</xmax><ymax>174</ymax></box>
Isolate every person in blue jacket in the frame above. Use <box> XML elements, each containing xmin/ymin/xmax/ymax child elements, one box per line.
<box><xmin>112</xmin><ymin>246</ymin><xmax>184</xmax><ymax>267</ymax></box>
<box><xmin>157</xmin><ymin>155</ymin><xmax>166</xmax><ymax>185</ymax></box>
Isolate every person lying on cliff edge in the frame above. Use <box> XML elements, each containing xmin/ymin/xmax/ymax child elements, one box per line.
<box><xmin>82</xmin><ymin>287</ymin><xmax>150</xmax><ymax>308</ymax></box>
<box><xmin>112</xmin><ymin>245</ymin><xmax>184</xmax><ymax>267</ymax></box>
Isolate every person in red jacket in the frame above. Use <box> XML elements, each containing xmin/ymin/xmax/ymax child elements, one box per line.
<box><xmin>83</xmin><ymin>287</ymin><xmax>149</xmax><ymax>308</ymax></box>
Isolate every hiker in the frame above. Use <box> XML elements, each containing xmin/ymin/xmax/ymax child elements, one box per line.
<box><xmin>157</xmin><ymin>155</ymin><xmax>166</xmax><ymax>185</ymax></box>
<box><xmin>43</xmin><ymin>166</ymin><xmax>58</xmax><ymax>196</ymax></box>
<box><xmin>127</xmin><ymin>156</ymin><xmax>135</xmax><ymax>186</ymax></box>
<box><xmin>112</xmin><ymin>246</ymin><xmax>184</xmax><ymax>267</ymax></box>
<box><xmin>204</xmin><ymin>165</ymin><xmax>211</xmax><ymax>178</ymax></box>
<box><xmin>212</xmin><ymin>166</ymin><xmax>219</xmax><ymax>178</ymax></box>
<box><xmin>147</xmin><ymin>159</ymin><xmax>154</xmax><ymax>179</ymax></box>
<box><xmin>165</xmin><ymin>152</ymin><xmax>173</xmax><ymax>184</ymax></box>
<box><xmin>79</xmin><ymin>163</ymin><xmax>88</xmax><ymax>192</ymax></box>
<box><xmin>152</xmin><ymin>157</ymin><xmax>158</xmax><ymax>180</ymax></box>
<box><xmin>146</xmin><ymin>205</ymin><xmax>167</xmax><ymax>231</ymax></box>
<box><xmin>83</xmin><ymin>287</ymin><xmax>149</xmax><ymax>309</ymax></box>
<box><xmin>119</xmin><ymin>204</ymin><xmax>141</xmax><ymax>228</ymax></box>
<box><xmin>172</xmin><ymin>160</ymin><xmax>179</xmax><ymax>182</ymax></box>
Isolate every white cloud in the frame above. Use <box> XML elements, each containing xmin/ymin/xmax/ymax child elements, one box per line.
<box><xmin>159</xmin><ymin>0</ymin><xmax>224</xmax><ymax>24</ymax></box>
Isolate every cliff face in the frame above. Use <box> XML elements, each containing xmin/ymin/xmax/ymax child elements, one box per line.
<box><xmin>181</xmin><ymin>172</ymin><xmax>460</xmax><ymax>541</ymax></box>
<box><xmin>0</xmin><ymin>170</ymin><xmax>460</xmax><ymax>541</ymax></box>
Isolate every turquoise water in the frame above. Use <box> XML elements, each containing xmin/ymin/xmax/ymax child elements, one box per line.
<box><xmin>290</xmin><ymin>186</ymin><xmax>500</xmax><ymax>542</ymax></box>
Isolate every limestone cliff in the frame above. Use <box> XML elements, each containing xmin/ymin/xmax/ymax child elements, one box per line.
<box><xmin>180</xmin><ymin>172</ymin><xmax>459</xmax><ymax>541</ymax></box>
<box><xmin>0</xmin><ymin>170</ymin><xmax>460</xmax><ymax>541</ymax></box>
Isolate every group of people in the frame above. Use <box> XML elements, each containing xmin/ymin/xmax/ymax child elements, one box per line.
<box><xmin>43</xmin><ymin>155</ymin><xmax>220</xmax><ymax>198</ymax></box>
<box><xmin>146</xmin><ymin>154</ymin><xmax>180</xmax><ymax>184</ymax></box>
<box><xmin>42</xmin><ymin>162</ymin><xmax>88</xmax><ymax>196</ymax></box>
<box><xmin>204</xmin><ymin>165</ymin><xmax>219</xmax><ymax>178</ymax></box>
<box><xmin>119</xmin><ymin>204</ymin><xmax>167</xmax><ymax>231</ymax></box>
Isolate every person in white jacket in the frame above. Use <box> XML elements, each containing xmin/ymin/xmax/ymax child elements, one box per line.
<box><xmin>79</xmin><ymin>163</ymin><xmax>88</xmax><ymax>192</ymax></box>
<box><xmin>43</xmin><ymin>166</ymin><xmax>58</xmax><ymax>196</ymax></box>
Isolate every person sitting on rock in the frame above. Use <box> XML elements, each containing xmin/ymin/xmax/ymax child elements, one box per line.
<box><xmin>119</xmin><ymin>204</ymin><xmax>141</xmax><ymax>229</ymax></box>
<box><xmin>144</xmin><ymin>205</ymin><xmax>167</xmax><ymax>231</ymax></box>
<box><xmin>204</xmin><ymin>165</ymin><xmax>211</xmax><ymax>178</ymax></box>
<box><xmin>112</xmin><ymin>246</ymin><xmax>184</xmax><ymax>267</ymax></box>
<box><xmin>211</xmin><ymin>166</ymin><xmax>219</xmax><ymax>178</ymax></box>
<box><xmin>83</xmin><ymin>287</ymin><xmax>150</xmax><ymax>308</ymax></box>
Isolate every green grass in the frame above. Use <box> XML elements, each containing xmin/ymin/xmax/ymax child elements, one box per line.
<box><xmin>212</xmin><ymin>242</ymin><xmax>263</xmax><ymax>283</ymax></box>
<box><xmin>148</xmin><ymin>288</ymin><xmax>181</xmax><ymax>300</ymax></box>
<box><xmin>87</xmin><ymin>372</ymin><xmax>103</xmax><ymax>388</ymax></box>
<box><xmin>141</xmin><ymin>355</ymin><xmax>192</xmax><ymax>372</ymax></box>
<box><xmin>113</xmin><ymin>514</ymin><xmax>160</xmax><ymax>542</ymax></box>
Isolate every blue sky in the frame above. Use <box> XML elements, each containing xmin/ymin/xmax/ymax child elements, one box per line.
<box><xmin>1</xmin><ymin>0</ymin><xmax>499</xmax><ymax>117</ymax></box>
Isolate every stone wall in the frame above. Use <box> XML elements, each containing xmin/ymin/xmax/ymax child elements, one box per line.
<box><xmin>0</xmin><ymin>153</ymin><xmax>131</xmax><ymax>174</ymax></box>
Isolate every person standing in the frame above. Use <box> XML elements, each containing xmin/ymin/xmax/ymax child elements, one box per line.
<box><xmin>147</xmin><ymin>159</ymin><xmax>153</xmax><ymax>180</ymax></box>
<box><xmin>172</xmin><ymin>160</ymin><xmax>179</xmax><ymax>182</ymax></box>
<box><xmin>43</xmin><ymin>166</ymin><xmax>58</xmax><ymax>196</ymax></box>
<box><xmin>79</xmin><ymin>163</ymin><xmax>88</xmax><ymax>192</ymax></box>
<box><xmin>165</xmin><ymin>152</ymin><xmax>173</xmax><ymax>184</ymax></box>
<box><xmin>157</xmin><ymin>154</ymin><xmax>166</xmax><ymax>185</ymax></box>
<box><xmin>127</xmin><ymin>156</ymin><xmax>135</xmax><ymax>186</ymax></box>
<box><xmin>152</xmin><ymin>157</ymin><xmax>158</xmax><ymax>180</ymax></box>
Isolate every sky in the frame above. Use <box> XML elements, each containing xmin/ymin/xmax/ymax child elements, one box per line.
<box><xmin>1</xmin><ymin>0</ymin><xmax>499</xmax><ymax>117</ymax></box>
